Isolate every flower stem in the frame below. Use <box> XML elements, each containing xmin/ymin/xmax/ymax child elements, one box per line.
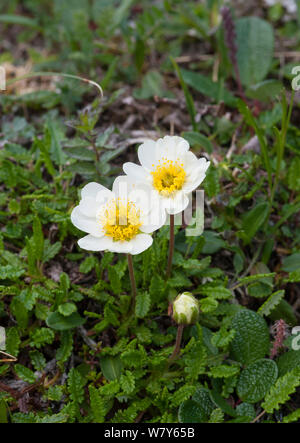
<box><xmin>169</xmin><ymin>324</ymin><xmax>184</xmax><ymax>362</ymax></box>
<box><xmin>127</xmin><ymin>254</ymin><xmax>137</xmax><ymax>310</ymax></box>
<box><xmin>166</xmin><ymin>214</ymin><xmax>175</xmax><ymax>279</ymax></box>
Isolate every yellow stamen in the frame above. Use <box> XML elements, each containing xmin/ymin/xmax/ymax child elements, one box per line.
<box><xmin>100</xmin><ymin>199</ymin><xmax>142</xmax><ymax>242</ymax></box>
<box><xmin>151</xmin><ymin>158</ymin><xmax>186</xmax><ymax>196</ymax></box>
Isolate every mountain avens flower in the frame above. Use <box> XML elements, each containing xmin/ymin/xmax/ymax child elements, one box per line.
<box><xmin>173</xmin><ymin>292</ymin><xmax>199</xmax><ymax>325</ymax></box>
<box><xmin>71</xmin><ymin>176</ymin><xmax>166</xmax><ymax>255</ymax></box>
<box><xmin>123</xmin><ymin>135</ymin><xmax>210</xmax><ymax>215</ymax></box>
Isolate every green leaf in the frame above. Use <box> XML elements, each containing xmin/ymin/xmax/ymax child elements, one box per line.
<box><xmin>0</xmin><ymin>14</ymin><xmax>40</xmax><ymax>28</ymax></box>
<box><xmin>120</xmin><ymin>370</ymin><xmax>135</xmax><ymax>394</ymax></box>
<box><xmin>134</xmin><ymin>70</ymin><xmax>172</xmax><ymax>99</ymax></box>
<box><xmin>171</xmin><ymin>59</ymin><xmax>196</xmax><ymax>130</ymax></box>
<box><xmin>135</xmin><ymin>292</ymin><xmax>151</xmax><ymax>318</ymax></box>
<box><xmin>178</xmin><ymin>399</ymin><xmax>207</xmax><ymax>423</ymax></box>
<box><xmin>203</xmin><ymin>167</ymin><xmax>220</xmax><ymax>198</ymax></box>
<box><xmin>0</xmin><ymin>265</ymin><xmax>24</xmax><ymax>280</ymax></box>
<box><xmin>180</xmin><ymin>387</ymin><xmax>219</xmax><ymax>422</ymax></box>
<box><xmin>67</xmin><ymin>368</ymin><xmax>85</xmax><ymax>404</ymax></box>
<box><xmin>246</xmin><ymin>80</ymin><xmax>282</xmax><ymax>102</ymax></box>
<box><xmin>283</xmin><ymin>408</ymin><xmax>300</xmax><ymax>423</ymax></box>
<box><xmin>89</xmin><ymin>385</ymin><xmax>105</xmax><ymax>423</ymax></box>
<box><xmin>288</xmin><ymin>157</ymin><xmax>300</xmax><ymax>191</ymax></box>
<box><xmin>199</xmin><ymin>297</ymin><xmax>218</xmax><ymax>313</ymax></box>
<box><xmin>277</xmin><ymin>350</ymin><xmax>300</xmax><ymax>377</ymax></box>
<box><xmin>230</xmin><ymin>309</ymin><xmax>270</xmax><ymax>365</ymax></box>
<box><xmin>15</xmin><ymin>364</ymin><xmax>36</xmax><ymax>384</ymax></box>
<box><xmin>238</xmin><ymin>273</ymin><xmax>275</xmax><ymax>285</ymax></box>
<box><xmin>241</xmin><ymin>202</ymin><xmax>270</xmax><ymax>244</ymax></box>
<box><xmin>58</xmin><ymin>302</ymin><xmax>77</xmax><ymax>317</ymax></box>
<box><xmin>257</xmin><ymin>290</ymin><xmax>285</xmax><ymax>317</ymax></box>
<box><xmin>108</xmin><ymin>266</ymin><xmax>121</xmax><ymax>295</ymax></box>
<box><xmin>63</xmin><ymin>146</ymin><xmax>95</xmax><ymax>161</ymax></box>
<box><xmin>209</xmin><ymin>408</ymin><xmax>224</xmax><ymax>423</ymax></box>
<box><xmin>171</xmin><ymin>385</ymin><xmax>196</xmax><ymax>407</ymax></box>
<box><xmin>237</xmin><ymin>359</ymin><xmax>278</xmax><ymax>403</ymax></box>
<box><xmin>236</xmin><ymin>17</ymin><xmax>274</xmax><ymax>86</ymax></box>
<box><xmin>46</xmin><ymin>311</ymin><xmax>85</xmax><ymax>330</ymax></box>
<box><xmin>32</xmin><ymin>216</ymin><xmax>44</xmax><ymax>262</ymax></box>
<box><xmin>262</xmin><ymin>367</ymin><xmax>300</xmax><ymax>413</ymax></box>
<box><xmin>42</xmin><ymin>240</ymin><xmax>61</xmax><ymax>263</ymax></box>
<box><xmin>282</xmin><ymin>253</ymin><xmax>300</xmax><ymax>272</ymax></box>
<box><xmin>182</xmin><ymin>131</ymin><xmax>213</xmax><ymax>153</ymax></box>
<box><xmin>209</xmin><ymin>365</ymin><xmax>240</xmax><ymax>378</ymax></box>
<box><xmin>56</xmin><ymin>331</ymin><xmax>73</xmax><ymax>363</ymax></box>
<box><xmin>181</xmin><ymin>69</ymin><xmax>237</xmax><ymax>106</ymax></box>
<box><xmin>99</xmin><ymin>356</ymin><xmax>123</xmax><ymax>381</ymax></box>
<box><xmin>5</xmin><ymin>327</ymin><xmax>20</xmax><ymax>357</ymax></box>
<box><xmin>30</xmin><ymin>327</ymin><xmax>54</xmax><ymax>349</ymax></box>
<box><xmin>200</xmin><ymin>286</ymin><xmax>232</xmax><ymax>300</ymax></box>
<box><xmin>0</xmin><ymin>400</ymin><xmax>8</xmax><ymax>423</ymax></box>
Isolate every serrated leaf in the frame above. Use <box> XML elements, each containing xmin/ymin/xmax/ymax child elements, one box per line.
<box><xmin>120</xmin><ymin>370</ymin><xmax>135</xmax><ymax>394</ymax></box>
<box><xmin>89</xmin><ymin>385</ymin><xmax>105</xmax><ymax>423</ymax></box>
<box><xmin>199</xmin><ymin>297</ymin><xmax>218</xmax><ymax>313</ymax></box>
<box><xmin>258</xmin><ymin>290</ymin><xmax>285</xmax><ymax>317</ymax></box>
<box><xmin>200</xmin><ymin>286</ymin><xmax>232</xmax><ymax>300</ymax></box>
<box><xmin>209</xmin><ymin>365</ymin><xmax>240</xmax><ymax>378</ymax></box>
<box><xmin>277</xmin><ymin>350</ymin><xmax>300</xmax><ymax>377</ymax></box>
<box><xmin>262</xmin><ymin>367</ymin><xmax>300</xmax><ymax>413</ymax></box>
<box><xmin>135</xmin><ymin>292</ymin><xmax>150</xmax><ymax>319</ymax></box>
<box><xmin>230</xmin><ymin>309</ymin><xmax>270</xmax><ymax>365</ymax></box>
<box><xmin>58</xmin><ymin>303</ymin><xmax>77</xmax><ymax>317</ymax></box>
<box><xmin>67</xmin><ymin>368</ymin><xmax>85</xmax><ymax>404</ymax></box>
<box><xmin>15</xmin><ymin>364</ymin><xmax>36</xmax><ymax>383</ymax></box>
<box><xmin>237</xmin><ymin>359</ymin><xmax>278</xmax><ymax>403</ymax></box>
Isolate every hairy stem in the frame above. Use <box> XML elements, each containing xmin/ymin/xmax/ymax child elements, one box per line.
<box><xmin>169</xmin><ymin>324</ymin><xmax>184</xmax><ymax>362</ymax></box>
<box><xmin>127</xmin><ymin>254</ymin><xmax>137</xmax><ymax>310</ymax></box>
<box><xmin>166</xmin><ymin>214</ymin><xmax>175</xmax><ymax>279</ymax></box>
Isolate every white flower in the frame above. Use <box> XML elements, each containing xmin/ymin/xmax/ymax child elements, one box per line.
<box><xmin>173</xmin><ymin>292</ymin><xmax>199</xmax><ymax>325</ymax></box>
<box><xmin>71</xmin><ymin>176</ymin><xmax>166</xmax><ymax>255</ymax></box>
<box><xmin>123</xmin><ymin>135</ymin><xmax>210</xmax><ymax>215</ymax></box>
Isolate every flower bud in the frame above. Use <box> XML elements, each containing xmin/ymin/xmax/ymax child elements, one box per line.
<box><xmin>172</xmin><ymin>292</ymin><xmax>199</xmax><ymax>325</ymax></box>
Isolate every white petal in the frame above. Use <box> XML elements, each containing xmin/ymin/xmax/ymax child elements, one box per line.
<box><xmin>106</xmin><ymin>240</ymin><xmax>133</xmax><ymax>254</ymax></box>
<box><xmin>158</xmin><ymin>135</ymin><xmax>190</xmax><ymax>160</ymax></box>
<box><xmin>112</xmin><ymin>175</ymin><xmax>153</xmax><ymax>215</ymax></box>
<box><xmin>78</xmin><ymin>197</ymin><xmax>97</xmax><ymax>217</ymax></box>
<box><xmin>138</xmin><ymin>139</ymin><xmax>158</xmax><ymax>170</ymax></box>
<box><xmin>78</xmin><ymin>235</ymin><xmax>113</xmax><ymax>251</ymax></box>
<box><xmin>71</xmin><ymin>206</ymin><xmax>104</xmax><ymax>237</ymax></box>
<box><xmin>183</xmin><ymin>151</ymin><xmax>199</xmax><ymax>174</ymax></box>
<box><xmin>130</xmin><ymin>234</ymin><xmax>153</xmax><ymax>255</ymax></box>
<box><xmin>183</xmin><ymin>173</ymin><xmax>206</xmax><ymax>193</ymax></box>
<box><xmin>162</xmin><ymin>192</ymin><xmax>190</xmax><ymax>215</ymax></box>
<box><xmin>183</xmin><ymin>158</ymin><xmax>210</xmax><ymax>193</ymax></box>
<box><xmin>140</xmin><ymin>201</ymin><xmax>167</xmax><ymax>233</ymax></box>
<box><xmin>123</xmin><ymin>162</ymin><xmax>149</xmax><ymax>181</ymax></box>
<box><xmin>81</xmin><ymin>182</ymin><xmax>111</xmax><ymax>200</ymax></box>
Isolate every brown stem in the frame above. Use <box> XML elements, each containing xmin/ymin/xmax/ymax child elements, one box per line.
<box><xmin>169</xmin><ymin>324</ymin><xmax>184</xmax><ymax>362</ymax></box>
<box><xmin>166</xmin><ymin>214</ymin><xmax>175</xmax><ymax>279</ymax></box>
<box><xmin>251</xmin><ymin>410</ymin><xmax>266</xmax><ymax>423</ymax></box>
<box><xmin>127</xmin><ymin>254</ymin><xmax>137</xmax><ymax>310</ymax></box>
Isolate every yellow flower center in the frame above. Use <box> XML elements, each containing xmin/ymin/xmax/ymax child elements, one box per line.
<box><xmin>151</xmin><ymin>158</ymin><xmax>186</xmax><ymax>196</ymax></box>
<box><xmin>100</xmin><ymin>199</ymin><xmax>142</xmax><ymax>242</ymax></box>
